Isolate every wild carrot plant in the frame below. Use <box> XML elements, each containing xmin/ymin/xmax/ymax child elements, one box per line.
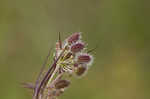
<box><xmin>24</xmin><ymin>32</ymin><xmax>94</xmax><ymax>99</ymax></box>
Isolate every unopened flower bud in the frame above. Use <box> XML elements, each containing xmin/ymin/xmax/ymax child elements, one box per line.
<box><xmin>77</xmin><ymin>54</ymin><xmax>92</xmax><ymax>64</ymax></box>
<box><xmin>71</xmin><ymin>43</ymin><xmax>84</xmax><ymax>53</ymax></box>
<box><xmin>76</xmin><ymin>66</ymin><xmax>87</xmax><ymax>76</ymax></box>
<box><xmin>67</xmin><ymin>32</ymin><xmax>81</xmax><ymax>44</ymax></box>
<box><xmin>55</xmin><ymin>80</ymin><xmax>70</xmax><ymax>89</ymax></box>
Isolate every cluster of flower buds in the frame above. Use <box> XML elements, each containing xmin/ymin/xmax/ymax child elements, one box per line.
<box><xmin>55</xmin><ymin>32</ymin><xmax>93</xmax><ymax>76</ymax></box>
<box><xmin>43</xmin><ymin>32</ymin><xmax>93</xmax><ymax>99</ymax></box>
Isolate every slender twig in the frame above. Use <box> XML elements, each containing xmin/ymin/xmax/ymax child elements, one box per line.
<box><xmin>33</xmin><ymin>49</ymin><xmax>65</xmax><ymax>99</ymax></box>
<box><xmin>33</xmin><ymin>47</ymin><xmax>52</xmax><ymax>99</ymax></box>
<box><xmin>35</xmin><ymin>48</ymin><xmax>52</xmax><ymax>87</ymax></box>
<box><xmin>35</xmin><ymin>47</ymin><xmax>52</xmax><ymax>85</ymax></box>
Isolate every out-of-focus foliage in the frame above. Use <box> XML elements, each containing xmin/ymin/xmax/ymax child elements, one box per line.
<box><xmin>0</xmin><ymin>0</ymin><xmax>150</xmax><ymax>99</ymax></box>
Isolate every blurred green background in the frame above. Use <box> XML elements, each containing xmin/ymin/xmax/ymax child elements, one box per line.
<box><xmin>0</xmin><ymin>0</ymin><xmax>150</xmax><ymax>99</ymax></box>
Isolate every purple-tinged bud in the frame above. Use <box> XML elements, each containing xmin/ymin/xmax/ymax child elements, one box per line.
<box><xmin>77</xmin><ymin>54</ymin><xmax>92</xmax><ymax>64</ymax></box>
<box><xmin>76</xmin><ymin>66</ymin><xmax>87</xmax><ymax>76</ymax></box>
<box><xmin>67</xmin><ymin>32</ymin><xmax>81</xmax><ymax>44</ymax></box>
<box><xmin>71</xmin><ymin>42</ymin><xmax>84</xmax><ymax>53</ymax></box>
<box><xmin>55</xmin><ymin>80</ymin><xmax>70</xmax><ymax>89</ymax></box>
